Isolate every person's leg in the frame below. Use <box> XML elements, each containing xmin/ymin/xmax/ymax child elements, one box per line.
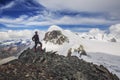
<box><xmin>34</xmin><ymin>42</ymin><xmax>38</xmax><ymax>52</ymax></box>
<box><xmin>38</xmin><ymin>41</ymin><xmax>42</xmax><ymax>50</ymax></box>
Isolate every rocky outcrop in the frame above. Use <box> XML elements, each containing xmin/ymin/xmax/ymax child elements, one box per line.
<box><xmin>43</xmin><ymin>30</ymin><xmax>69</xmax><ymax>45</ymax></box>
<box><xmin>0</xmin><ymin>48</ymin><xmax>119</xmax><ymax>80</ymax></box>
<box><xmin>73</xmin><ymin>45</ymin><xmax>87</xmax><ymax>57</ymax></box>
<box><xmin>110</xmin><ymin>38</ymin><xmax>117</xmax><ymax>42</ymax></box>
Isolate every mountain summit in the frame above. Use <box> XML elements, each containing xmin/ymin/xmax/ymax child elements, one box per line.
<box><xmin>48</xmin><ymin>25</ymin><xmax>63</xmax><ymax>31</ymax></box>
<box><xmin>44</xmin><ymin>25</ymin><xmax>69</xmax><ymax>45</ymax></box>
<box><xmin>0</xmin><ymin>48</ymin><xmax>119</xmax><ymax>80</ymax></box>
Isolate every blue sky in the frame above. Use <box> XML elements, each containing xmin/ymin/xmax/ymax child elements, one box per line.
<box><xmin>0</xmin><ymin>0</ymin><xmax>120</xmax><ymax>32</ymax></box>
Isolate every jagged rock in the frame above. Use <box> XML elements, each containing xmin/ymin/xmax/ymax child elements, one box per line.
<box><xmin>67</xmin><ymin>48</ymin><xmax>72</xmax><ymax>57</ymax></box>
<box><xmin>74</xmin><ymin>45</ymin><xmax>87</xmax><ymax>57</ymax></box>
<box><xmin>80</xmin><ymin>50</ymin><xmax>87</xmax><ymax>57</ymax></box>
<box><xmin>43</xmin><ymin>30</ymin><xmax>69</xmax><ymax>45</ymax></box>
<box><xmin>110</xmin><ymin>38</ymin><xmax>117</xmax><ymax>42</ymax></box>
<box><xmin>0</xmin><ymin>48</ymin><xmax>119</xmax><ymax>80</ymax></box>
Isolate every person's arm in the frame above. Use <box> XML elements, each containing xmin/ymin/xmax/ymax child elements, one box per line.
<box><xmin>32</xmin><ymin>35</ymin><xmax>35</xmax><ymax>41</ymax></box>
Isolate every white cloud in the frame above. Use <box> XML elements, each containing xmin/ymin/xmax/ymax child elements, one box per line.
<box><xmin>37</xmin><ymin>0</ymin><xmax>120</xmax><ymax>13</ymax></box>
<box><xmin>0</xmin><ymin>15</ymin><xmax>30</xmax><ymax>27</ymax></box>
<box><xmin>0</xmin><ymin>30</ymin><xmax>32</xmax><ymax>40</ymax></box>
<box><xmin>51</xmin><ymin>16</ymin><xmax>118</xmax><ymax>25</ymax></box>
<box><xmin>0</xmin><ymin>14</ymin><xmax>119</xmax><ymax>28</ymax></box>
<box><xmin>0</xmin><ymin>8</ymin><xmax>119</xmax><ymax>28</ymax></box>
<box><xmin>26</xmin><ymin>16</ymin><xmax>120</xmax><ymax>26</ymax></box>
<box><xmin>0</xmin><ymin>29</ymin><xmax>45</xmax><ymax>41</ymax></box>
<box><xmin>0</xmin><ymin>0</ymin><xmax>120</xmax><ymax>29</ymax></box>
<box><xmin>0</xmin><ymin>1</ymin><xmax>15</xmax><ymax>10</ymax></box>
<box><xmin>37</xmin><ymin>0</ymin><xmax>120</xmax><ymax>21</ymax></box>
<box><xmin>0</xmin><ymin>15</ymin><xmax>27</xmax><ymax>25</ymax></box>
<box><xmin>25</xmin><ymin>21</ymin><xmax>52</xmax><ymax>26</ymax></box>
<box><xmin>70</xmin><ymin>27</ymin><xmax>92</xmax><ymax>32</ymax></box>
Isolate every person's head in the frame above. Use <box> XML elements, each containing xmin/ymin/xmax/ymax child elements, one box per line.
<box><xmin>35</xmin><ymin>31</ymin><xmax>38</xmax><ymax>35</ymax></box>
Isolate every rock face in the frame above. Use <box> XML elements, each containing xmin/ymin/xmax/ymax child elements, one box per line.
<box><xmin>0</xmin><ymin>48</ymin><xmax>119</xmax><ymax>80</ymax></box>
<box><xmin>43</xmin><ymin>30</ymin><xmax>69</xmax><ymax>45</ymax></box>
<box><xmin>110</xmin><ymin>38</ymin><xmax>117</xmax><ymax>42</ymax></box>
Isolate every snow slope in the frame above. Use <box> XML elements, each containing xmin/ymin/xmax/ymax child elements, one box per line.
<box><xmin>42</xmin><ymin>25</ymin><xmax>120</xmax><ymax>78</ymax></box>
<box><xmin>80</xmin><ymin>52</ymin><xmax>120</xmax><ymax>78</ymax></box>
<box><xmin>43</xmin><ymin>25</ymin><xmax>120</xmax><ymax>56</ymax></box>
<box><xmin>0</xmin><ymin>56</ymin><xmax>17</xmax><ymax>65</ymax></box>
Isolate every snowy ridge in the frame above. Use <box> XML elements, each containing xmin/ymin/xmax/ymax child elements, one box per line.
<box><xmin>109</xmin><ymin>24</ymin><xmax>120</xmax><ymax>42</ymax></box>
<box><xmin>42</xmin><ymin>25</ymin><xmax>120</xmax><ymax>78</ymax></box>
<box><xmin>48</xmin><ymin>25</ymin><xmax>63</xmax><ymax>31</ymax></box>
<box><xmin>72</xmin><ymin>52</ymin><xmax>120</xmax><ymax>78</ymax></box>
<box><xmin>43</xmin><ymin>25</ymin><xmax>120</xmax><ymax>56</ymax></box>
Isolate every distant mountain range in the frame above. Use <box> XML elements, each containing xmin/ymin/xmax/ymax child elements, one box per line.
<box><xmin>0</xmin><ymin>39</ymin><xmax>31</xmax><ymax>46</ymax></box>
<box><xmin>0</xmin><ymin>39</ymin><xmax>31</xmax><ymax>59</ymax></box>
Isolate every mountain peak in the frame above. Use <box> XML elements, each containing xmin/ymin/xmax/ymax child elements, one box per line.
<box><xmin>48</xmin><ymin>25</ymin><xmax>63</xmax><ymax>31</ymax></box>
<box><xmin>0</xmin><ymin>48</ymin><xmax>119</xmax><ymax>80</ymax></box>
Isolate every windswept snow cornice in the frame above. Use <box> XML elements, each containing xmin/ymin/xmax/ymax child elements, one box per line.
<box><xmin>48</xmin><ymin>25</ymin><xmax>63</xmax><ymax>31</ymax></box>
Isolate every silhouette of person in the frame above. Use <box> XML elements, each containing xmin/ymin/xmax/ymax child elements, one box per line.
<box><xmin>32</xmin><ymin>31</ymin><xmax>42</xmax><ymax>52</ymax></box>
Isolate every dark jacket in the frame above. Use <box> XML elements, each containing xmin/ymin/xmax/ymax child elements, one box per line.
<box><xmin>32</xmin><ymin>34</ymin><xmax>39</xmax><ymax>42</ymax></box>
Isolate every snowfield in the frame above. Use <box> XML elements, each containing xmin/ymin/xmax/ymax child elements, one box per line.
<box><xmin>43</xmin><ymin>25</ymin><xmax>120</xmax><ymax>56</ymax></box>
<box><xmin>43</xmin><ymin>25</ymin><xmax>120</xmax><ymax>78</ymax></box>
<box><xmin>80</xmin><ymin>52</ymin><xmax>120</xmax><ymax>79</ymax></box>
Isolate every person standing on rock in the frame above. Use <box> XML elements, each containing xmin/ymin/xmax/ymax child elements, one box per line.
<box><xmin>32</xmin><ymin>31</ymin><xmax>42</xmax><ymax>52</ymax></box>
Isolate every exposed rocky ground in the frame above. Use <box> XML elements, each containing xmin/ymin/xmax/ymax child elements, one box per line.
<box><xmin>110</xmin><ymin>38</ymin><xmax>117</xmax><ymax>42</ymax></box>
<box><xmin>0</xmin><ymin>45</ymin><xmax>27</xmax><ymax>59</ymax></box>
<box><xmin>44</xmin><ymin>30</ymin><xmax>69</xmax><ymax>45</ymax></box>
<box><xmin>0</xmin><ymin>48</ymin><xmax>119</xmax><ymax>80</ymax></box>
<box><xmin>0</xmin><ymin>39</ymin><xmax>31</xmax><ymax>59</ymax></box>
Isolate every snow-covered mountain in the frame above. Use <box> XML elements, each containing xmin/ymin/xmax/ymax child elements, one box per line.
<box><xmin>0</xmin><ymin>25</ymin><xmax>120</xmax><ymax>78</ymax></box>
<box><xmin>78</xmin><ymin>24</ymin><xmax>120</xmax><ymax>42</ymax></box>
<box><xmin>77</xmin><ymin>28</ymin><xmax>119</xmax><ymax>43</ymax></box>
<box><xmin>44</xmin><ymin>25</ymin><xmax>69</xmax><ymax>45</ymax></box>
<box><xmin>43</xmin><ymin>25</ymin><xmax>120</xmax><ymax>55</ymax></box>
<box><xmin>0</xmin><ymin>39</ymin><xmax>31</xmax><ymax>46</ymax></box>
<box><xmin>78</xmin><ymin>28</ymin><xmax>105</xmax><ymax>41</ymax></box>
<box><xmin>108</xmin><ymin>24</ymin><xmax>120</xmax><ymax>42</ymax></box>
<box><xmin>42</xmin><ymin>25</ymin><xmax>120</xmax><ymax>78</ymax></box>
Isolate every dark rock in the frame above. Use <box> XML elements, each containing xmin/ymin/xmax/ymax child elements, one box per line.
<box><xmin>80</xmin><ymin>50</ymin><xmax>87</xmax><ymax>57</ymax></box>
<box><xmin>43</xmin><ymin>30</ymin><xmax>69</xmax><ymax>45</ymax></box>
<box><xmin>0</xmin><ymin>48</ymin><xmax>119</xmax><ymax>80</ymax></box>
<box><xmin>110</xmin><ymin>38</ymin><xmax>117</xmax><ymax>42</ymax></box>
